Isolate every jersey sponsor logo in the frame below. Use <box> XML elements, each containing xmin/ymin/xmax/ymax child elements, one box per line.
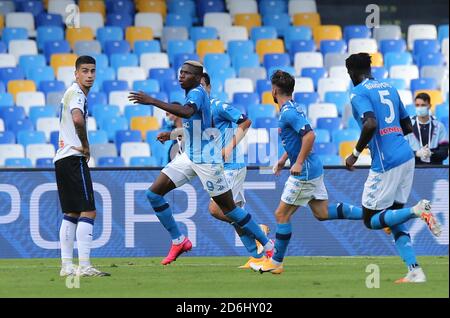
<box><xmin>379</xmin><ymin>126</ymin><xmax>402</xmax><ymax>136</ymax></box>
<box><xmin>183</xmin><ymin>122</ymin><xmax>190</xmax><ymax>129</ymax></box>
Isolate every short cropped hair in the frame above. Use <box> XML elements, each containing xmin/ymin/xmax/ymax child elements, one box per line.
<box><xmin>345</xmin><ymin>53</ymin><xmax>372</xmax><ymax>73</ymax></box>
<box><xmin>415</xmin><ymin>92</ymin><xmax>431</xmax><ymax>104</ymax></box>
<box><xmin>270</xmin><ymin>70</ymin><xmax>295</xmax><ymax>96</ymax></box>
<box><xmin>184</xmin><ymin>60</ymin><xmax>203</xmax><ymax>75</ymax></box>
<box><xmin>75</xmin><ymin>55</ymin><xmax>96</xmax><ymax>69</ymax></box>
<box><xmin>202</xmin><ymin>72</ymin><xmax>211</xmax><ymax>86</ymax></box>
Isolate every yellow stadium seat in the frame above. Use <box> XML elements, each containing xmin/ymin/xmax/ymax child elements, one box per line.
<box><xmin>234</xmin><ymin>13</ymin><xmax>262</xmax><ymax>33</ymax></box>
<box><xmin>66</xmin><ymin>27</ymin><xmax>94</xmax><ymax>49</ymax></box>
<box><xmin>262</xmin><ymin>91</ymin><xmax>279</xmax><ymax>111</ymax></box>
<box><xmin>43</xmin><ymin>0</ymin><xmax>48</xmax><ymax>9</ymax></box>
<box><xmin>196</xmin><ymin>40</ymin><xmax>225</xmax><ymax>61</ymax></box>
<box><xmin>131</xmin><ymin>116</ymin><xmax>160</xmax><ymax>139</ymax></box>
<box><xmin>370</xmin><ymin>52</ymin><xmax>384</xmax><ymax>67</ymax></box>
<box><xmin>414</xmin><ymin>90</ymin><xmax>444</xmax><ymax>112</ymax></box>
<box><xmin>256</xmin><ymin>39</ymin><xmax>285</xmax><ymax>62</ymax></box>
<box><xmin>293</xmin><ymin>12</ymin><xmax>321</xmax><ymax>29</ymax></box>
<box><xmin>7</xmin><ymin>80</ymin><xmax>36</xmax><ymax>101</ymax></box>
<box><xmin>136</xmin><ymin>0</ymin><xmax>167</xmax><ymax>19</ymax></box>
<box><xmin>79</xmin><ymin>0</ymin><xmax>106</xmax><ymax>17</ymax></box>
<box><xmin>314</xmin><ymin>25</ymin><xmax>342</xmax><ymax>46</ymax></box>
<box><xmin>339</xmin><ymin>141</ymin><xmax>369</xmax><ymax>159</ymax></box>
<box><xmin>50</xmin><ymin>53</ymin><xmax>78</xmax><ymax>74</ymax></box>
<box><xmin>126</xmin><ymin>27</ymin><xmax>153</xmax><ymax>49</ymax></box>
<box><xmin>0</xmin><ymin>15</ymin><xmax>4</xmax><ymax>32</ymax></box>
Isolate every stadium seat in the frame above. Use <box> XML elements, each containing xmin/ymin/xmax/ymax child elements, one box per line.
<box><xmin>79</xmin><ymin>0</ymin><xmax>106</xmax><ymax>17</ymax></box>
<box><xmin>96</xmin><ymin>26</ymin><xmax>123</xmax><ymax>47</ymax></box>
<box><xmin>92</xmin><ymin>104</ymin><xmax>121</xmax><ymax>126</ymax></box>
<box><xmin>320</xmin><ymin>40</ymin><xmax>347</xmax><ymax>56</ymax></box>
<box><xmin>104</xmin><ymin>40</ymin><xmax>131</xmax><ymax>58</ymax></box>
<box><xmin>87</xmin><ymin>130</ymin><xmax>108</xmax><ymax>145</ymax></box>
<box><xmin>36</xmin><ymin>12</ymin><xmax>63</xmax><ymax>28</ymax></box>
<box><xmin>43</xmin><ymin>40</ymin><xmax>71</xmax><ymax>62</ymax></box>
<box><xmin>380</xmin><ymin>39</ymin><xmax>407</xmax><ymax>55</ymax></box>
<box><xmin>233</xmin><ymin>92</ymin><xmax>260</xmax><ymax>107</ymax></box>
<box><xmin>203</xmin><ymin>12</ymin><xmax>232</xmax><ymax>31</ymax></box>
<box><xmin>0</xmin><ymin>66</ymin><xmax>24</xmax><ymax>83</ymax></box>
<box><xmin>251</xmin><ymin>26</ymin><xmax>277</xmax><ymax>45</ymax></box>
<box><xmin>103</xmin><ymin>80</ymin><xmax>128</xmax><ymax>96</ymax></box>
<box><xmin>136</xmin><ymin>0</ymin><xmax>166</xmax><ymax>18</ymax></box>
<box><xmin>234</xmin><ymin>13</ymin><xmax>262</xmax><ymax>33</ymax></box>
<box><xmin>294</xmin><ymin>52</ymin><xmax>323</xmax><ymax>75</ymax></box>
<box><xmin>348</xmin><ymin>38</ymin><xmax>378</xmax><ymax>54</ymax></box>
<box><xmin>190</xmin><ymin>26</ymin><xmax>218</xmax><ymax>45</ymax></box>
<box><xmin>289</xmin><ymin>39</ymin><xmax>316</xmax><ymax>60</ymax></box>
<box><xmin>91</xmin><ymin>143</ymin><xmax>118</xmax><ymax>164</ymax></box>
<box><xmin>293</xmin><ymin>92</ymin><xmax>319</xmax><ymax>108</ymax></box>
<box><xmin>398</xmin><ymin>89</ymin><xmax>413</xmax><ymax>106</ymax></box>
<box><xmin>219</xmin><ymin>26</ymin><xmax>248</xmax><ymax>49</ymax></box>
<box><xmin>166</xmin><ymin>13</ymin><xmax>192</xmax><ymax>28</ymax></box>
<box><xmin>110</xmin><ymin>53</ymin><xmax>138</xmax><ymax>71</ymax></box>
<box><xmin>373</xmin><ymin>25</ymin><xmax>402</xmax><ymax>43</ymax></box>
<box><xmin>256</xmin><ymin>39</ymin><xmax>284</xmax><ymax>62</ymax></box>
<box><xmin>261</xmin><ymin>91</ymin><xmax>278</xmax><ymax>110</ymax></box>
<box><xmin>66</xmin><ymin>27</ymin><xmax>94</xmax><ymax>49</ymax></box>
<box><xmin>101</xmin><ymin>116</ymin><xmax>128</xmax><ymax>141</ymax></box>
<box><xmin>284</xmin><ymin>26</ymin><xmax>312</xmax><ymax>50</ymax></box>
<box><xmin>196</xmin><ymin>39</ymin><xmax>225</xmax><ymax>61</ymax></box>
<box><xmin>435</xmin><ymin>103</ymin><xmax>449</xmax><ymax>121</ymax></box>
<box><xmin>132</xmin><ymin>79</ymin><xmax>160</xmax><ymax>94</ymax></box>
<box><xmin>390</xmin><ymin>65</ymin><xmax>419</xmax><ymax>89</ymax></box>
<box><xmin>301</xmin><ymin>67</ymin><xmax>326</xmax><ymax>90</ymax></box>
<box><xmin>161</xmin><ymin>26</ymin><xmax>189</xmax><ymax>51</ymax></box>
<box><xmin>239</xmin><ymin>67</ymin><xmax>267</xmax><ymax>87</ymax></box>
<box><xmin>140</xmin><ymin>53</ymin><xmax>170</xmax><ymax>73</ymax></box>
<box><xmin>7</xmin><ymin>80</ymin><xmax>36</xmax><ymax>101</ymax></box>
<box><xmin>0</xmin><ymin>144</ymin><xmax>25</xmax><ymax>166</ymax></box>
<box><xmin>149</xmin><ymin>68</ymin><xmax>176</xmax><ymax>88</ymax></box>
<box><xmin>204</xmin><ymin>53</ymin><xmax>231</xmax><ymax>74</ymax></box>
<box><xmin>107</xmin><ymin>12</ymin><xmax>133</xmax><ymax>30</ymax></box>
<box><xmin>411</xmin><ymin>78</ymin><xmax>438</xmax><ymax>92</ymax></box>
<box><xmin>314</xmin><ymin>25</ymin><xmax>342</xmax><ymax>46</ymax></box>
<box><xmin>35</xmin><ymin>158</ymin><xmax>53</xmax><ymax>168</ymax></box>
<box><xmin>5</xmin><ymin>12</ymin><xmax>35</xmax><ymax>36</ymax></box>
<box><xmin>421</xmin><ymin>66</ymin><xmax>447</xmax><ymax>89</ymax></box>
<box><xmin>0</xmin><ymin>106</ymin><xmax>26</xmax><ymax>126</ymax></box>
<box><xmin>308</xmin><ymin>103</ymin><xmax>338</xmax><ymax>127</ymax></box>
<box><xmin>263</xmin><ymin>53</ymin><xmax>290</xmax><ymax>71</ymax></box>
<box><xmin>130</xmin><ymin>116</ymin><xmax>160</xmax><ymax>139</ymax></box>
<box><xmin>324</xmin><ymin>52</ymin><xmax>348</xmax><ymax>71</ymax></box>
<box><xmin>129</xmin><ymin>156</ymin><xmax>159</xmax><ymax>167</ymax></box>
<box><xmin>324</xmin><ymin>91</ymin><xmax>350</xmax><ymax>115</ymax></box>
<box><xmin>46</xmin><ymin>91</ymin><xmax>65</xmax><ymax>106</ymax></box>
<box><xmin>167</xmin><ymin>40</ymin><xmax>195</xmax><ymax>65</ymax></box>
<box><xmin>97</xmin><ymin>156</ymin><xmax>125</xmax><ymax>167</ymax></box>
<box><xmin>126</xmin><ymin>26</ymin><xmax>153</xmax><ymax>50</ymax></box>
<box><xmin>80</xmin><ymin>12</ymin><xmax>104</xmax><ymax>35</ymax></box>
<box><xmin>313</xmin><ymin>129</ymin><xmax>331</xmax><ymax>143</ymax></box>
<box><xmin>0</xmin><ymin>131</ymin><xmax>15</xmax><ymax>144</ymax></box>
<box><xmin>332</xmin><ymin>130</ymin><xmax>360</xmax><ymax>149</ymax></box>
<box><xmin>344</xmin><ymin>25</ymin><xmax>371</xmax><ymax>43</ymax></box>
<box><xmin>28</xmin><ymin>66</ymin><xmax>55</xmax><ymax>87</ymax></box>
<box><xmin>224</xmin><ymin>78</ymin><xmax>254</xmax><ymax>100</ymax></box>
<box><xmin>35</xmin><ymin>117</ymin><xmax>58</xmax><ymax>141</ymax></box>
<box><xmin>247</xmin><ymin>104</ymin><xmax>277</xmax><ymax>122</ymax></box>
<box><xmin>25</xmin><ymin>143</ymin><xmax>55</xmax><ymax>166</ymax></box>
<box><xmin>293</xmin><ymin>77</ymin><xmax>314</xmax><ymax>93</ymax></box>
<box><xmin>16</xmin><ymin>91</ymin><xmax>45</xmax><ymax>115</ymax></box>
<box><xmin>115</xmin><ymin>129</ymin><xmax>142</xmax><ymax>152</ymax></box>
<box><xmin>173</xmin><ymin>52</ymin><xmax>199</xmax><ymax>72</ymax></box>
<box><xmin>384</xmin><ymin>78</ymin><xmax>407</xmax><ymax>90</ymax></box>
<box><xmin>17</xmin><ymin>130</ymin><xmax>46</xmax><ymax>148</ymax></box>
<box><xmin>120</xmin><ymin>142</ymin><xmax>150</xmax><ymax>165</ymax></box>
<box><xmin>408</xmin><ymin>24</ymin><xmax>437</xmax><ymax>50</ymax></box>
<box><xmin>4</xmin><ymin>157</ymin><xmax>32</xmax><ymax>168</ymax></box>
<box><xmin>74</xmin><ymin>40</ymin><xmax>102</xmax><ymax>56</ymax></box>
<box><xmin>124</xmin><ymin>105</ymin><xmax>152</xmax><ymax>122</ymax></box>
<box><xmin>370</xmin><ymin>52</ymin><xmax>384</xmax><ymax>67</ymax></box>
<box><xmin>50</xmin><ymin>53</ymin><xmax>77</xmax><ymax>75</ymax></box>
<box><xmin>371</xmin><ymin>66</ymin><xmax>388</xmax><ymax>80</ymax></box>
<box><xmin>319</xmin><ymin>154</ymin><xmax>341</xmax><ymax>165</ymax></box>
<box><xmin>7</xmin><ymin>39</ymin><xmax>37</xmax><ymax>61</ymax></box>
<box><xmin>134</xmin><ymin>40</ymin><xmax>161</xmax><ymax>58</ymax></box>
<box><xmin>317</xmin><ymin>117</ymin><xmax>341</xmax><ymax>135</ymax></box>
<box><xmin>262</xmin><ymin>13</ymin><xmax>290</xmax><ymax>36</ymax></box>
<box><xmin>1</xmin><ymin>27</ymin><xmax>28</xmax><ymax>47</ymax></box>
<box><xmin>418</xmin><ymin>52</ymin><xmax>445</xmax><ymax>67</ymax></box>
<box><xmin>314</xmin><ymin>142</ymin><xmax>336</xmax><ymax>156</ymax></box>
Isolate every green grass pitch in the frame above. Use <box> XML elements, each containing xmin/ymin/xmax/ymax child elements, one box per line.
<box><xmin>0</xmin><ymin>256</ymin><xmax>447</xmax><ymax>298</ymax></box>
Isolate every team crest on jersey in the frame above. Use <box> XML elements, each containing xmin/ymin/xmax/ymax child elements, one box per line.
<box><xmin>183</xmin><ymin>122</ymin><xmax>190</xmax><ymax>128</ymax></box>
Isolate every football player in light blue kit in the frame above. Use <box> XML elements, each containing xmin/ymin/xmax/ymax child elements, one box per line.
<box><xmin>200</xmin><ymin>73</ymin><xmax>271</xmax><ymax>269</ymax></box>
<box><xmin>129</xmin><ymin>61</ymin><xmax>273</xmax><ymax>265</ymax></box>
<box><xmin>344</xmin><ymin>53</ymin><xmax>442</xmax><ymax>283</ymax></box>
<box><xmin>251</xmin><ymin>70</ymin><xmax>364</xmax><ymax>274</ymax></box>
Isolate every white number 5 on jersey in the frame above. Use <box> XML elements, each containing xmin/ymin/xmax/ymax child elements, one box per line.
<box><xmin>378</xmin><ymin>90</ymin><xmax>395</xmax><ymax>124</ymax></box>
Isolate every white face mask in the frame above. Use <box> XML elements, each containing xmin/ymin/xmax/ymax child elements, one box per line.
<box><xmin>416</xmin><ymin>106</ymin><xmax>429</xmax><ymax>117</ymax></box>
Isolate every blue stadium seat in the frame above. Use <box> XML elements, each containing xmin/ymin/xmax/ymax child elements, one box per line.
<box><xmin>39</xmin><ymin>80</ymin><xmax>65</xmax><ymax>96</ymax></box>
<box><xmin>130</xmin><ymin>156</ymin><xmax>159</xmax><ymax>167</ymax></box>
<box><xmin>0</xmin><ymin>93</ymin><xmax>14</xmax><ymax>107</ymax></box>
<box><xmin>233</xmin><ymin>92</ymin><xmax>260</xmax><ymax>106</ymax></box>
<box><xmin>0</xmin><ymin>81</ymin><xmax>4</xmax><ymax>93</ymax></box>
<box><xmin>96</xmin><ymin>26</ymin><xmax>124</xmax><ymax>47</ymax></box>
<box><xmin>0</xmin><ymin>67</ymin><xmax>25</xmax><ymax>83</ymax></box>
<box><xmin>109</xmin><ymin>0</ymin><xmax>135</xmax><ymax>15</ymax></box>
<box><xmin>317</xmin><ymin>117</ymin><xmax>341</xmax><ymax>135</ymax></box>
<box><xmin>371</xmin><ymin>66</ymin><xmax>388</xmax><ymax>80</ymax></box>
<box><xmin>204</xmin><ymin>53</ymin><xmax>231</xmax><ymax>74</ymax></box>
<box><xmin>28</xmin><ymin>67</ymin><xmax>55</xmax><ymax>86</ymax></box>
<box><xmin>314</xmin><ymin>129</ymin><xmax>331</xmax><ymax>143</ymax></box>
<box><xmin>210</xmin><ymin>91</ymin><xmax>229</xmax><ymax>102</ymax></box>
<box><xmin>384</xmin><ymin>78</ymin><xmax>407</xmax><ymax>90</ymax></box>
<box><xmin>301</xmin><ymin>67</ymin><xmax>326</xmax><ymax>90</ymax></box>
<box><xmin>104</xmin><ymin>40</ymin><xmax>131</xmax><ymax>57</ymax></box>
<box><xmin>149</xmin><ymin>68</ymin><xmax>176</xmax><ymax>88</ymax></box>
<box><xmin>17</xmin><ymin>130</ymin><xmax>46</xmax><ymax>147</ymax></box>
<box><xmin>168</xmin><ymin>0</ymin><xmax>196</xmax><ymax>21</ymax></box>
<box><xmin>98</xmin><ymin>156</ymin><xmax>126</xmax><ymax>167</ymax></box>
<box><xmin>147</xmin><ymin>92</ymin><xmax>168</xmax><ymax>103</ymax></box>
<box><xmin>92</xmin><ymin>104</ymin><xmax>121</xmax><ymax>125</ymax></box>
<box><xmin>260</xmin><ymin>0</ymin><xmax>288</xmax><ymax>16</ymax></box>
<box><xmin>133</xmin><ymin>79</ymin><xmax>160</xmax><ymax>93</ymax></box>
<box><xmin>0</xmin><ymin>42</ymin><xmax>6</xmax><ymax>53</ymax></box>
<box><xmin>197</xmin><ymin>0</ymin><xmax>226</xmax><ymax>21</ymax></box>
<box><xmin>49</xmin><ymin>130</ymin><xmax>59</xmax><ymax>150</ymax></box>
<box><xmin>106</xmin><ymin>13</ymin><xmax>133</xmax><ymax>30</ymax></box>
<box><xmin>166</xmin><ymin>14</ymin><xmax>193</xmax><ymax>28</ymax></box>
<box><xmin>324</xmin><ymin>91</ymin><xmax>350</xmax><ymax>115</ymax></box>
<box><xmin>103</xmin><ymin>80</ymin><xmax>129</xmax><ymax>96</ymax></box>
<box><xmin>210</xmin><ymin>67</ymin><xmax>236</xmax><ymax>86</ymax></box>
<box><xmin>343</xmin><ymin>25</ymin><xmax>371</xmax><ymax>43</ymax></box>
<box><xmin>263</xmin><ymin>53</ymin><xmax>290</xmax><ymax>71</ymax></box>
<box><xmin>255</xmin><ymin>117</ymin><xmax>278</xmax><ymax>129</ymax></box>
<box><xmin>173</xmin><ymin>53</ymin><xmax>200</xmax><ymax>72</ymax></box>
<box><xmin>36</xmin><ymin>26</ymin><xmax>64</xmax><ymax>50</ymax></box>
<box><xmin>19</xmin><ymin>0</ymin><xmax>44</xmax><ymax>16</ymax></box>
<box><xmin>293</xmin><ymin>92</ymin><xmax>320</xmax><ymax>108</ymax></box>
<box><xmin>314</xmin><ymin>142</ymin><xmax>337</xmax><ymax>155</ymax></box>
<box><xmin>405</xmin><ymin>104</ymin><xmax>416</xmax><ymax>118</ymax></box>
<box><xmin>413</xmin><ymin>39</ymin><xmax>440</xmax><ymax>57</ymax></box>
<box><xmin>92</xmin><ymin>67</ymin><xmax>116</xmax><ymax>93</ymax></box>
<box><xmin>124</xmin><ymin>105</ymin><xmax>152</xmax><ymax>122</ymax></box>
<box><xmin>320</xmin><ymin>40</ymin><xmax>347</xmax><ymax>55</ymax></box>
<box><xmin>7</xmin><ymin>118</ymin><xmax>34</xmax><ymax>135</ymax></box>
<box><xmin>88</xmin><ymin>130</ymin><xmax>109</xmax><ymax>145</ymax></box>
<box><xmin>146</xmin><ymin>130</ymin><xmax>170</xmax><ymax>165</ymax></box>
<box><xmin>248</xmin><ymin>104</ymin><xmax>277</xmax><ymax>122</ymax></box>
<box><xmin>29</xmin><ymin>105</ymin><xmax>57</xmax><ymax>126</ymax></box>
<box><xmin>228</xmin><ymin>40</ymin><xmax>254</xmax><ymax>61</ymax></box>
<box><xmin>332</xmin><ymin>129</ymin><xmax>360</xmax><ymax>148</ymax></box>
<box><xmin>101</xmin><ymin>116</ymin><xmax>129</xmax><ymax>141</ymax></box>
<box><xmin>232</xmin><ymin>53</ymin><xmax>260</xmax><ymax>74</ymax></box>
<box><xmin>2</xmin><ymin>27</ymin><xmax>28</xmax><ymax>46</ymax></box>
<box><xmin>380</xmin><ymin>39</ymin><xmax>406</xmax><ymax>55</ymax></box>
<box><xmin>170</xmin><ymin>90</ymin><xmax>185</xmax><ymax>104</ymax></box>
<box><xmin>0</xmin><ymin>106</ymin><xmax>26</xmax><ymax>124</ymax></box>
<box><xmin>44</xmin><ymin>40</ymin><xmax>71</xmax><ymax>62</ymax></box>
<box><xmin>91</xmin><ymin>53</ymin><xmax>109</xmax><ymax>69</ymax></box>
<box><xmin>35</xmin><ymin>158</ymin><xmax>53</xmax><ymax>167</ymax></box>
<box><xmin>167</xmin><ymin>40</ymin><xmax>195</xmax><ymax>64</ymax></box>
<box><xmin>5</xmin><ymin>158</ymin><xmax>32</xmax><ymax>168</ymax></box>
<box><xmin>435</xmin><ymin>103</ymin><xmax>449</xmax><ymax>121</ymax></box>
<box><xmin>438</xmin><ymin>24</ymin><xmax>449</xmax><ymax>45</ymax></box>
<box><xmin>251</xmin><ymin>27</ymin><xmax>277</xmax><ymax>45</ymax></box>
<box><xmin>284</xmin><ymin>26</ymin><xmax>312</xmax><ymax>51</ymax></box>
<box><xmin>384</xmin><ymin>52</ymin><xmax>413</xmax><ymax>70</ymax></box>
<box><xmin>110</xmin><ymin>53</ymin><xmax>138</xmax><ymax>71</ymax></box>
<box><xmin>0</xmin><ymin>131</ymin><xmax>15</xmax><ymax>144</ymax></box>
<box><xmin>290</xmin><ymin>39</ymin><xmax>316</xmax><ymax>59</ymax></box>
<box><xmin>418</xmin><ymin>52</ymin><xmax>444</xmax><ymax>67</ymax></box>
<box><xmin>36</xmin><ymin>13</ymin><xmax>63</xmax><ymax>27</ymax></box>
<box><xmin>163</xmin><ymin>79</ymin><xmax>182</xmax><ymax>94</ymax></box>
<box><xmin>190</xmin><ymin>27</ymin><xmax>218</xmax><ymax>45</ymax></box>
<box><xmin>411</xmin><ymin>78</ymin><xmax>438</xmax><ymax>92</ymax></box>
<box><xmin>87</xmin><ymin>92</ymin><xmax>107</xmax><ymax>112</ymax></box>
<box><xmin>262</xmin><ymin>13</ymin><xmax>290</xmax><ymax>36</ymax></box>
<box><xmin>115</xmin><ymin>129</ymin><xmax>142</xmax><ymax>151</ymax></box>
<box><xmin>256</xmin><ymin>79</ymin><xmax>271</xmax><ymax>96</ymax></box>
<box><xmin>319</xmin><ymin>154</ymin><xmax>342</xmax><ymax>166</ymax></box>
<box><xmin>134</xmin><ymin>40</ymin><xmax>161</xmax><ymax>57</ymax></box>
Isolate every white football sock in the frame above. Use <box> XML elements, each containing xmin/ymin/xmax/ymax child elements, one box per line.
<box><xmin>76</xmin><ymin>217</ymin><xmax>94</xmax><ymax>268</ymax></box>
<box><xmin>172</xmin><ymin>234</ymin><xmax>185</xmax><ymax>245</ymax></box>
<box><xmin>59</xmin><ymin>215</ymin><xmax>78</xmax><ymax>267</ymax></box>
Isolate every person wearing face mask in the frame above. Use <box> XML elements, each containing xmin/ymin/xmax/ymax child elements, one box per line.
<box><xmin>406</xmin><ymin>93</ymin><xmax>449</xmax><ymax>165</ymax></box>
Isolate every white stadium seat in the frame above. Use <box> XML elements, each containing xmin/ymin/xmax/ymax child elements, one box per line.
<box><xmin>140</xmin><ymin>53</ymin><xmax>170</xmax><ymax>73</ymax></box>
<box><xmin>36</xmin><ymin>117</ymin><xmax>59</xmax><ymax>141</ymax></box>
<box><xmin>294</xmin><ymin>52</ymin><xmax>323</xmax><ymax>75</ymax></box>
<box><xmin>373</xmin><ymin>25</ymin><xmax>402</xmax><ymax>43</ymax></box>
<box><xmin>6</xmin><ymin>12</ymin><xmax>35</xmax><ymax>36</ymax></box>
<box><xmin>397</xmin><ymin>89</ymin><xmax>413</xmax><ymax>106</ymax></box>
<box><xmin>135</xmin><ymin>13</ymin><xmax>163</xmax><ymax>38</ymax></box>
<box><xmin>289</xmin><ymin>0</ymin><xmax>317</xmax><ymax>15</ymax></box>
<box><xmin>229</xmin><ymin>0</ymin><xmax>258</xmax><ymax>18</ymax></box>
<box><xmin>389</xmin><ymin>65</ymin><xmax>419</xmax><ymax>89</ymax></box>
<box><xmin>117</xmin><ymin>67</ymin><xmax>147</xmax><ymax>88</ymax></box>
<box><xmin>57</xmin><ymin>66</ymin><xmax>76</xmax><ymax>88</ymax></box>
<box><xmin>329</xmin><ymin>66</ymin><xmax>351</xmax><ymax>83</ymax></box>
<box><xmin>308</xmin><ymin>103</ymin><xmax>338</xmax><ymax>128</ymax></box>
<box><xmin>87</xmin><ymin>117</ymin><xmax>97</xmax><ymax>131</ymax></box>
<box><xmin>0</xmin><ymin>144</ymin><xmax>25</xmax><ymax>166</ymax></box>
<box><xmin>26</xmin><ymin>144</ymin><xmax>55</xmax><ymax>166</ymax></box>
<box><xmin>120</xmin><ymin>142</ymin><xmax>150</xmax><ymax>166</ymax></box>
<box><xmin>204</xmin><ymin>13</ymin><xmax>232</xmax><ymax>30</ymax></box>
<box><xmin>219</xmin><ymin>26</ymin><xmax>248</xmax><ymax>49</ymax></box>
<box><xmin>48</xmin><ymin>0</ymin><xmax>75</xmax><ymax>17</ymax></box>
<box><xmin>407</xmin><ymin>24</ymin><xmax>437</xmax><ymax>50</ymax></box>
<box><xmin>8</xmin><ymin>40</ymin><xmax>38</xmax><ymax>61</ymax></box>
<box><xmin>317</xmin><ymin>78</ymin><xmax>349</xmax><ymax>101</ymax></box>
<box><xmin>442</xmin><ymin>38</ymin><xmax>449</xmax><ymax>66</ymax></box>
<box><xmin>80</xmin><ymin>13</ymin><xmax>104</xmax><ymax>35</ymax></box>
<box><xmin>294</xmin><ymin>77</ymin><xmax>314</xmax><ymax>93</ymax></box>
<box><xmin>109</xmin><ymin>91</ymin><xmax>132</xmax><ymax>114</ymax></box>
<box><xmin>0</xmin><ymin>54</ymin><xmax>16</xmax><ymax>67</ymax></box>
<box><xmin>348</xmin><ymin>38</ymin><xmax>378</xmax><ymax>54</ymax></box>
<box><xmin>16</xmin><ymin>92</ymin><xmax>46</xmax><ymax>115</ymax></box>
<box><xmin>224</xmin><ymin>78</ymin><xmax>254</xmax><ymax>100</ymax></box>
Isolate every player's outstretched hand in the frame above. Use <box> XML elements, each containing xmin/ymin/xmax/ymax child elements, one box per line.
<box><xmin>345</xmin><ymin>154</ymin><xmax>357</xmax><ymax>171</ymax></box>
<box><xmin>128</xmin><ymin>91</ymin><xmax>154</xmax><ymax>105</ymax></box>
<box><xmin>157</xmin><ymin>131</ymin><xmax>171</xmax><ymax>144</ymax></box>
